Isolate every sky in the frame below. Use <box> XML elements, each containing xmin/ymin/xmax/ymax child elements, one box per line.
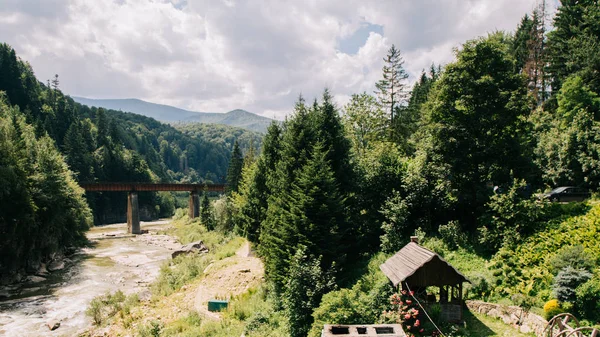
<box><xmin>0</xmin><ymin>0</ymin><xmax>558</xmax><ymax>119</ymax></box>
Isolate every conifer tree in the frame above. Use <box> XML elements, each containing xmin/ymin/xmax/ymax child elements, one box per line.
<box><xmin>226</xmin><ymin>140</ymin><xmax>244</xmax><ymax>194</ymax></box>
<box><xmin>200</xmin><ymin>192</ymin><xmax>215</xmax><ymax>230</ymax></box>
<box><xmin>375</xmin><ymin>44</ymin><xmax>409</xmax><ymax>139</ymax></box>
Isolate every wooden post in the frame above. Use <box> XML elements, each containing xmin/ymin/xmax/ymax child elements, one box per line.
<box><xmin>189</xmin><ymin>191</ymin><xmax>199</xmax><ymax>218</ymax></box>
<box><xmin>127</xmin><ymin>191</ymin><xmax>140</xmax><ymax>234</ymax></box>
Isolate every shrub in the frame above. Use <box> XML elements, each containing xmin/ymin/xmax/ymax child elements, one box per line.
<box><xmin>543</xmin><ymin>299</ymin><xmax>564</xmax><ymax>320</ymax></box>
<box><xmin>549</xmin><ymin>245</ymin><xmax>595</xmax><ymax>274</ymax></box>
<box><xmin>137</xmin><ymin>320</ymin><xmax>163</xmax><ymax>337</ymax></box>
<box><xmin>575</xmin><ymin>277</ymin><xmax>600</xmax><ymax>322</ymax></box>
<box><xmin>85</xmin><ymin>290</ymin><xmax>138</xmax><ymax>326</ymax></box>
<box><xmin>552</xmin><ymin>266</ymin><xmax>592</xmax><ymax>303</ymax></box>
<box><xmin>478</xmin><ymin>179</ymin><xmax>543</xmax><ymax>251</ymax></box>
<box><xmin>381</xmin><ymin>291</ymin><xmax>425</xmax><ymax>337</ymax></box>
<box><xmin>173</xmin><ymin>208</ymin><xmax>188</xmax><ymax>220</ymax></box>
<box><xmin>467</xmin><ymin>274</ymin><xmax>493</xmax><ymax>300</ymax></box>
<box><xmin>380</xmin><ymin>192</ymin><xmax>410</xmax><ymax>254</ymax></box>
<box><xmin>438</xmin><ymin>220</ymin><xmax>467</xmax><ymax>250</ymax></box>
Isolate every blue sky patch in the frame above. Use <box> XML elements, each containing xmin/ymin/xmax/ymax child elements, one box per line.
<box><xmin>338</xmin><ymin>22</ymin><xmax>384</xmax><ymax>55</ymax></box>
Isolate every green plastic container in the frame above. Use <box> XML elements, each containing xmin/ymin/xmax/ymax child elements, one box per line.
<box><xmin>207</xmin><ymin>299</ymin><xmax>229</xmax><ymax>312</ymax></box>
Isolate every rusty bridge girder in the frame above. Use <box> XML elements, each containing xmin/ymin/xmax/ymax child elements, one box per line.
<box><xmin>79</xmin><ymin>182</ymin><xmax>226</xmax><ymax>192</ymax></box>
<box><xmin>80</xmin><ymin>182</ymin><xmax>226</xmax><ymax>234</ymax></box>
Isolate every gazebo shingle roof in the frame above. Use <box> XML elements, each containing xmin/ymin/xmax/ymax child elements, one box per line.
<box><xmin>380</xmin><ymin>242</ymin><xmax>469</xmax><ymax>287</ymax></box>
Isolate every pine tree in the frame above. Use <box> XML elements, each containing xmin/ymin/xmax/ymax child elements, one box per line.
<box><xmin>546</xmin><ymin>0</ymin><xmax>600</xmax><ymax>95</ymax></box>
<box><xmin>226</xmin><ymin>140</ymin><xmax>243</xmax><ymax>194</ymax></box>
<box><xmin>375</xmin><ymin>44</ymin><xmax>409</xmax><ymax>139</ymax></box>
<box><xmin>523</xmin><ymin>4</ymin><xmax>548</xmax><ymax>105</ymax></box>
<box><xmin>200</xmin><ymin>192</ymin><xmax>215</xmax><ymax>230</ymax></box>
<box><xmin>513</xmin><ymin>14</ymin><xmax>535</xmax><ymax>72</ymax></box>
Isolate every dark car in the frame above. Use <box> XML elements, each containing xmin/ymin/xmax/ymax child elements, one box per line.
<box><xmin>543</xmin><ymin>186</ymin><xmax>591</xmax><ymax>202</ymax></box>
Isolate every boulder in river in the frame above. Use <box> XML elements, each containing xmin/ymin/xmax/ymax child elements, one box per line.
<box><xmin>171</xmin><ymin>240</ymin><xmax>209</xmax><ymax>259</ymax></box>
<box><xmin>26</xmin><ymin>275</ymin><xmax>46</xmax><ymax>283</ymax></box>
<box><xmin>46</xmin><ymin>320</ymin><xmax>60</xmax><ymax>331</ymax></box>
<box><xmin>36</xmin><ymin>263</ymin><xmax>49</xmax><ymax>277</ymax></box>
<box><xmin>48</xmin><ymin>260</ymin><xmax>65</xmax><ymax>272</ymax></box>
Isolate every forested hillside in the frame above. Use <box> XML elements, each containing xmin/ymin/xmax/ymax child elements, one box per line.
<box><xmin>0</xmin><ymin>42</ymin><xmax>262</xmax><ymax>221</ymax></box>
<box><xmin>0</xmin><ymin>42</ymin><xmax>261</xmax><ymax>277</ymax></box>
<box><xmin>175</xmin><ymin>123</ymin><xmax>263</xmax><ymax>155</ymax></box>
<box><xmin>213</xmin><ymin>1</ymin><xmax>600</xmax><ymax>336</ymax></box>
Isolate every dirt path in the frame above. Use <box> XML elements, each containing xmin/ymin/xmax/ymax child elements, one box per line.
<box><xmin>193</xmin><ymin>241</ymin><xmax>264</xmax><ymax>320</ymax></box>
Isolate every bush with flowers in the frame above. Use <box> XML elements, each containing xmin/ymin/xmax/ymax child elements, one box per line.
<box><xmin>381</xmin><ymin>290</ymin><xmax>425</xmax><ymax>337</ymax></box>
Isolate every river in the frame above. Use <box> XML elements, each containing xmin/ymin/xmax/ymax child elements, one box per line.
<box><xmin>0</xmin><ymin>220</ymin><xmax>179</xmax><ymax>337</ymax></box>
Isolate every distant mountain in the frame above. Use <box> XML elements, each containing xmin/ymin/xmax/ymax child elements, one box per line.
<box><xmin>71</xmin><ymin>97</ymin><xmax>275</xmax><ymax>133</ymax></box>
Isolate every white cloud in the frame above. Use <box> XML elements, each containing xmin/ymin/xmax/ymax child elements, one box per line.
<box><xmin>0</xmin><ymin>0</ymin><xmax>553</xmax><ymax>119</ymax></box>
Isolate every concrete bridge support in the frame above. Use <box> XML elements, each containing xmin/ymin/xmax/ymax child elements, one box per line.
<box><xmin>127</xmin><ymin>191</ymin><xmax>141</xmax><ymax>234</ymax></box>
<box><xmin>189</xmin><ymin>191</ymin><xmax>199</xmax><ymax>219</ymax></box>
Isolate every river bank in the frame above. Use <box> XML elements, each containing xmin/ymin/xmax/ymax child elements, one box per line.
<box><xmin>0</xmin><ymin>220</ymin><xmax>178</xmax><ymax>337</ymax></box>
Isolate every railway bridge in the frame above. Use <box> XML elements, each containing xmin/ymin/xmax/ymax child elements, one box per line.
<box><xmin>80</xmin><ymin>183</ymin><xmax>225</xmax><ymax>234</ymax></box>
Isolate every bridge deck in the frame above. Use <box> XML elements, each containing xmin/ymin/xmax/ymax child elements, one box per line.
<box><xmin>80</xmin><ymin>182</ymin><xmax>226</xmax><ymax>192</ymax></box>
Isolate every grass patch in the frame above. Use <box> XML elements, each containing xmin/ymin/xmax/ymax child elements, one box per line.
<box><xmin>159</xmin><ymin>286</ymin><xmax>287</xmax><ymax>337</ymax></box>
<box><xmin>462</xmin><ymin>311</ymin><xmax>536</xmax><ymax>337</ymax></box>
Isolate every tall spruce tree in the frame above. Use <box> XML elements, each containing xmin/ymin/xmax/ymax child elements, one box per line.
<box><xmin>375</xmin><ymin>44</ymin><xmax>409</xmax><ymax>139</ymax></box>
<box><xmin>200</xmin><ymin>191</ymin><xmax>215</xmax><ymax>230</ymax></box>
<box><xmin>226</xmin><ymin>140</ymin><xmax>243</xmax><ymax>194</ymax></box>
<box><xmin>547</xmin><ymin>0</ymin><xmax>600</xmax><ymax>95</ymax></box>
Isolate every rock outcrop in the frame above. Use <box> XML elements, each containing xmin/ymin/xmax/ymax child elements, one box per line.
<box><xmin>171</xmin><ymin>241</ymin><xmax>209</xmax><ymax>259</ymax></box>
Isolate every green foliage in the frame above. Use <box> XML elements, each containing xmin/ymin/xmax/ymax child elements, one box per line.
<box><xmin>85</xmin><ymin>291</ymin><xmax>139</xmax><ymax>326</ymax></box>
<box><xmin>356</xmin><ymin>142</ymin><xmax>406</xmax><ymax>252</ymax></box>
<box><xmin>550</xmin><ymin>245</ymin><xmax>596</xmax><ymax>274</ymax></box>
<box><xmin>226</xmin><ymin>140</ymin><xmax>244</xmax><ymax>194</ymax></box>
<box><xmin>283</xmin><ymin>246</ymin><xmax>336</xmax><ymax>337</ymax></box>
<box><xmin>380</xmin><ymin>192</ymin><xmax>410</xmax><ymax>254</ymax></box>
<box><xmin>438</xmin><ymin>220</ymin><xmax>467</xmax><ymax>250</ymax></box>
<box><xmin>546</xmin><ymin>0</ymin><xmax>600</xmax><ymax>94</ymax></box>
<box><xmin>308</xmin><ymin>253</ymin><xmax>394</xmax><ymax>337</ymax></box>
<box><xmin>575</xmin><ymin>276</ymin><xmax>600</xmax><ymax>322</ymax></box>
<box><xmin>375</xmin><ymin>44</ymin><xmax>409</xmax><ymax>142</ymax></box>
<box><xmin>418</xmin><ymin>34</ymin><xmax>532</xmax><ymax>229</ymax></box>
<box><xmin>490</xmin><ymin>202</ymin><xmax>600</xmax><ymax>302</ymax></box>
<box><xmin>259</xmin><ymin>92</ymin><xmax>357</xmax><ymax>297</ymax></box>
<box><xmin>0</xmin><ymin>96</ymin><xmax>92</xmax><ymax>276</ymax></box>
<box><xmin>153</xmin><ymin>217</ymin><xmax>240</xmax><ymax>296</ymax></box>
<box><xmin>342</xmin><ymin>92</ymin><xmax>386</xmax><ymax>156</ymax></box>
<box><xmin>533</xmin><ymin>75</ymin><xmax>600</xmax><ymax>188</ymax></box>
<box><xmin>552</xmin><ymin>266</ymin><xmax>592</xmax><ymax>303</ymax></box>
<box><xmin>479</xmin><ymin>179</ymin><xmax>544</xmax><ymax>250</ymax></box>
<box><xmin>200</xmin><ymin>192</ymin><xmax>216</xmax><ymax>230</ymax></box>
<box><xmin>137</xmin><ymin>320</ymin><xmax>163</xmax><ymax>337</ymax></box>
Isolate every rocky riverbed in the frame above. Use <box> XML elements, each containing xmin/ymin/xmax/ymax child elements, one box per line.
<box><xmin>0</xmin><ymin>220</ymin><xmax>180</xmax><ymax>337</ymax></box>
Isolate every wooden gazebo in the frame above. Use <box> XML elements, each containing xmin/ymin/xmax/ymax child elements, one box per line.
<box><xmin>380</xmin><ymin>237</ymin><xmax>470</xmax><ymax>322</ymax></box>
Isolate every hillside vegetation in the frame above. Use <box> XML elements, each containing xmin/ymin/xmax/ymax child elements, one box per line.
<box><xmin>0</xmin><ymin>42</ymin><xmax>261</xmax><ymax>277</ymax></box>
<box><xmin>215</xmin><ymin>2</ymin><xmax>600</xmax><ymax>336</ymax></box>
